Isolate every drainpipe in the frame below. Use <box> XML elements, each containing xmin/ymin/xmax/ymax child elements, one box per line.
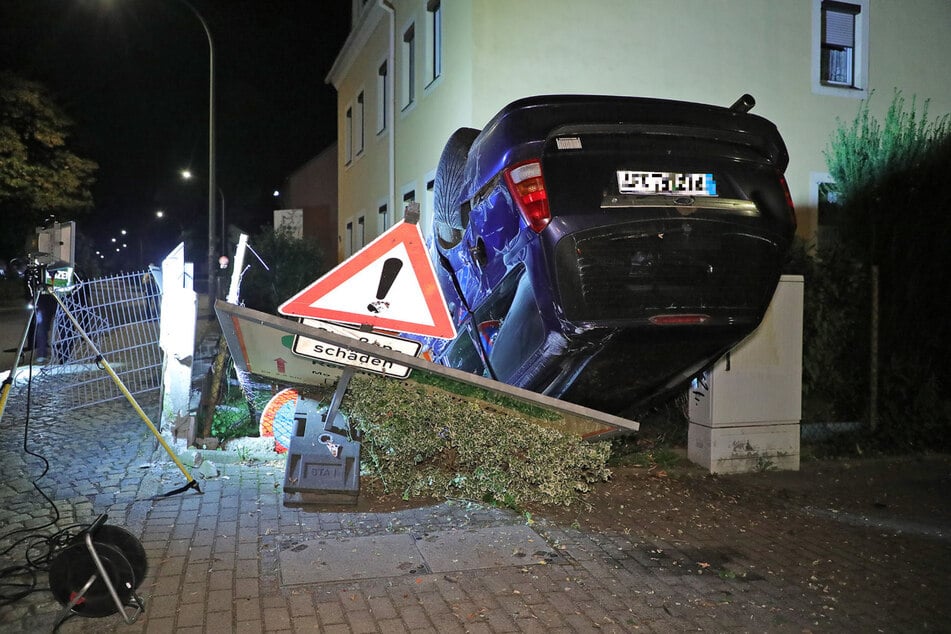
<box><xmin>379</xmin><ymin>0</ymin><xmax>396</xmax><ymax>223</ymax></box>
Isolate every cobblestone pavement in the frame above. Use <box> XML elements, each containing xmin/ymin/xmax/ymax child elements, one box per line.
<box><xmin>0</xmin><ymin>374</ymin><xmax>948</xmax><ymax>633</ymax></box>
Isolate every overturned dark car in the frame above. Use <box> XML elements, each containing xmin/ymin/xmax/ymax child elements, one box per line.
<box><xmin>422</xmin><ymin>94</ymin><xmax>796</xmax><ymax>417</ymax></box>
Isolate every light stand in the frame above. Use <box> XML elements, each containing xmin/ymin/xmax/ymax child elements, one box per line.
<box><xmin>0</xmin><ymin>281</ymin><xmax>41</xmax><ymax>423</ymax></box>
<box><xmin>0</xmin><ymin>264</ymin><xmax>202</xmax><ymax>497</ymax></box>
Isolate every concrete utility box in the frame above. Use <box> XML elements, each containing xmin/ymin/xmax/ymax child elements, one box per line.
<box><xmin>283</xmin><ymin>397</ymin><xmax>361</xmax><ymax>506</ymax></box>
<box><xmin>688</xmin><ymin>275</ymin><xmax>803</xmax><ymax>473</ymax></box>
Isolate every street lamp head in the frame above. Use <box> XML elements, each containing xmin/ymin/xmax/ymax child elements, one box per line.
<box><xmin>181</xmin><ymin>169</ymin><xmax>193</xmax><ymax>180</ymax></box>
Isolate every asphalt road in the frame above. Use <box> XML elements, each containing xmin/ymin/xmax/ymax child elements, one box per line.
<box><xmin>0</xmin><ymin>301</ymin><xmax>33</xmax><ymax>374</ymax></box>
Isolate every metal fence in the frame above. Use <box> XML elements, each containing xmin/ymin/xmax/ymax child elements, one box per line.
<box><xmin>38</xmin><ymin>270</ymin><xmax>163</xmax><ymax>411</ymax></box>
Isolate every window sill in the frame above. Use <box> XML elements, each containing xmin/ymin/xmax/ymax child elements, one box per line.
<box><xmin>812</xmin><ymin>82</ymin><xmax>867</xmax><ymax>99</ymax></box>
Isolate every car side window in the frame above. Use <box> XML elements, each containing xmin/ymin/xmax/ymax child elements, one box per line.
<box><xmin>442</xmin><ymin>326</ymin><xmax>489</xmax><ymax>377</ymax></box>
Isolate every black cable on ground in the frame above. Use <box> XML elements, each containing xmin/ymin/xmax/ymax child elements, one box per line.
<box><xmin>0</xmin><ymin>312</ymin><xmax>62</xmax><ymax>543</ymax></box>
<box><xmin>0</xmin><ymin>300</ymin><xmax>77</xmax><ymax>607</ymax></box>
<box><xmin>0</xmin><ymin>523</ymin><xmax>89</xmax><ymax>607</ymax></box>
<box><xmin>0</xmin><ymin>565</ymin><xmax>38</xmax><ymax>606</ymax></box>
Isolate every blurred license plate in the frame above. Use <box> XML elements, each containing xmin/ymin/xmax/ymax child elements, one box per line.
<box><xmin>616</xmin><ymin>171</ymin><xmax>716</xmax><ymax>196</ymax></box>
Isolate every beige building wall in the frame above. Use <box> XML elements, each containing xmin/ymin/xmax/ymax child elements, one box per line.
<box><xmin>329</xmin><ymin>0</ymin><xmax>951</xmax><ymax>262</ymax></box>
<box><xmin>332</xmin><ymin>1</ymin><xmax>476</xmax><ymax>251</ymax></box>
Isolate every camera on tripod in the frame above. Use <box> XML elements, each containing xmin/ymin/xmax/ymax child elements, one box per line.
<box><xmin>24</xmin><ymin>263</ymin><xmax>47</xmax><ymax>298</ymax></box>
<box><xmin>22</xmin><ymin>258</ymin><xmax>75</xmax><ymax>302</ymax></box>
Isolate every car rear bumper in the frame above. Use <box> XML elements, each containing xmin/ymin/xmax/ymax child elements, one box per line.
<box><xmin>550</xmin><ymin>215</ymin><xmax>786</xmax><ymax>326</ymax></box>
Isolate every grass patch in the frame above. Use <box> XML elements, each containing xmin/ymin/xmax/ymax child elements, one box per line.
<box><xmin>608</xmin><ymin>435</ymin><xmax>684</xmax><ymax>470</ymax></box>
<box><xmin>607</xmin><ymin>397</ymin><xmax>689</xmax><ymax>470</ymax></box>
<box><xmin>210</xmin><ymin>385</ymin><xmax>275</xmax><ymax>442</ymax></box>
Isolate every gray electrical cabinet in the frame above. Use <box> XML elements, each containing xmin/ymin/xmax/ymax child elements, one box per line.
<box><xmin>688</xmin><ymin>275</ymin><xmax>803</xmax><ymax>473</ymax></box>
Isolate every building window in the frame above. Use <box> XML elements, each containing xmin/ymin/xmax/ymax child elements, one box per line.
<box><xmin>355</xmin><ymin>91</ymin><xmax>365</xmax><ymax>155</ymax></box>
<box><xmin>401</xmin><ymin>187</ymin><xmax>416</xmax><ymax>221</ymax></box>
<box><xmin>376</xmin><ymin>60</ymin><xmax>388</xmax><ymax>134</ymax></box>
<box><xmin>378</xmin><ymin>203</ymin><xmax>388</xmax><ymax>232</ymax></box>
<box><xmin>344</xmin><ymin>105</ymin><xmax>353</xmax><ymax>165</ymax></box>
<box><xmin>821</xmin><ymin>2</ymin><xmax>858</xmax><ymax>86</ymax></box>
<box><xmin>813</xmin><ymin>0</ymin><xmax>868</xmax><ymax>98</ymax></box>
<box><xmin>345</xmin><ymin>221</ymin><xmax>354</xmax><ymax>257</ymax></box>
<box><xmin>357</xmin><ymin>216</ymin><xmax>365</xmax><ymax>248</ymax></box>
<box><xmin>426</xmin><ymin>1</ymin><xmax>442</xmax><ymax>86</ymax></box>
<box><xmin>816</xmin><ymin>181</ymin><xmax>841</xmax><ymax>250</ymax></box>
<box><xmin>401</xmin><ymin>23</ymin><xmax>416</xmax><ymax>110</ymax></box>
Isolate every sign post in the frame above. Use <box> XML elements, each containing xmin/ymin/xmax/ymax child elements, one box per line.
<box><xmin>277</xmin><ymin>202</ymin><xmax>454</xmax><ymax>418</ymax></box>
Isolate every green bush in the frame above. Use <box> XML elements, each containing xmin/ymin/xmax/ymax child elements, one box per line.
<box><xmin>820</xmin><ymin>89</ymin><xmax>951</xmax><ymax>449</ymax></box>
<box><xmin>210</xmin><ymin>377</ymin><xmax>275</xmax><ymax>442</ymax></box>
<box><xmin>239</xmin><ymin>226</ymin><xmax>326</xmax><ymax>313</ymax></box>
<box><xmin>211</xmin><ymin>405</ymin><xmax>257</xmax><ymax>442</ymax></box>
<box><xmin>784</xmin><ymin>240</ymin><xmax>869</xmax><ymax>423</ymax></box>
<box><xmin>825</xmin><ymin>90</ymin><xmax>950</xmax><ymax>211</ymax></box>
<box><xmin>345</xmin><ymin>374</ymin><xmax>611</xmax><ymax>507</ymax></box>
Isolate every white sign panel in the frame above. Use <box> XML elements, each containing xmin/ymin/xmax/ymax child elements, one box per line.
<box><xmin>274</xmin><ymin>209</ymin><xmax>304</xmax><ymax>239</ymax></box>
<box><xmin>292</xmin><ymin>319</ymin><xmax>420</xmax><ymax>378</ymax></box>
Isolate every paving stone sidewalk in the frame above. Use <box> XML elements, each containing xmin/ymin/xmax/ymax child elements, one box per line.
<box><xmin>1</xmin><ymin>370</ymin><xmax>948</xmax><ymax>633</ymax></box>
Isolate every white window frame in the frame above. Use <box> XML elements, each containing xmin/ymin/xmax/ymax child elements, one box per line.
<box><xmin>376</xmin><ymin>58</ymin><xmax>388</xmax><ymax>135</ymax></box>
<box><xmin>377</xmin><ymin>199</ymin><xmax>389</xmax><ymax>234</ymax></box>
<box><xmin>422</xmin><ymin>171</ymin><xmax>436</xmax><ymax>240</ymax></box>
<box><xmin>400</xmin><ymin>182</ymin><xmax>417</xmax><ymax>221</ymax></box>
<box><xmin>812</xmin><ymin>0</ymin><xmax>869</xmax><ymax>99</ymax></box>
<box><xmin>357</xmin><ymin>215</ymin><xmax>366</xmax><ymax>249</ymax></box>
<box><xmin>344</xmin><ymin>102</ymin><xmax>353</xmax><ymax>166</ymax></box>
<box><xmin>400</xmin><ymin>22</ymin><xmax>416</xmax><ymax>111</ymax></box>
<box><xmin>810</xmin><ymin>171</ymin><xmax>842</xmax><ymax>250</ymax></box>
<box><xmin>345</xmin><ymin>219</ymin><xmax>354</xmax><ymax>257</ymax></box>
<box><xmin>355</xmin><ymin>90</ymin><xmax>365</xmax><ymax>156</ymax></box>
<box><xmin>425</xmin><ymin>0</ymin><xmax>442</xmax><ymax>89</ymax></box>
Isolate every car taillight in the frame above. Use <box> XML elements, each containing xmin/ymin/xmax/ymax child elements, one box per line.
<box><xmin>504</xmin><ymin>159</ymin><xmax>551</xmax><ymax>233</ymax></box>
<box><xmin>649</xmin><ymin>314</ymin><xmax>710</xmax><ymax>325</ymax></box>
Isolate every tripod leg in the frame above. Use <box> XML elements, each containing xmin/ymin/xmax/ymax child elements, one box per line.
<box><xmin>45</xmin><ymin>291</ymin><xmax>202</xmax><ymax>494</ymax></box>
<box><xmin>0</xmin><ymin>289</ymin><xmax>40</xmax><ymax>425</ymax></box>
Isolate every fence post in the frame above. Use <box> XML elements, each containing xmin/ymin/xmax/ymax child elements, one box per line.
<box><xmin>869</xmin><ymin>264</ymin><xmax>879</xmax><ymax>432</ymax></box>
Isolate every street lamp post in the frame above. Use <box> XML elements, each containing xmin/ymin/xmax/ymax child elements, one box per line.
<box><xmin>178</xmin><ymin>0</ymin><xmax>216</xmax><ymax>312</ymax></box>
<box><xmin>181</xmin><ymin>169</ymin><xmax>226</xmax><ymax>255</ymax></box>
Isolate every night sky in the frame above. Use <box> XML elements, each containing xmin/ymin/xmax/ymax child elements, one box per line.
<box><xmin>1</xmin><ymin>0</ymin><xmax>349</xmax><ymax>266</ymax></box>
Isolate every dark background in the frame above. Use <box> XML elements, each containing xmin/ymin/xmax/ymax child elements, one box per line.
<box><xmin>0</xmin><ymin>0</ymin><xmax>349</xmax><ymax>267</ymax></box>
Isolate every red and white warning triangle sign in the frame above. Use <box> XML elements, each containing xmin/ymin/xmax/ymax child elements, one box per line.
<box><xmin>278</xmin><ymin>220</ymin><xmax>456</xmax><ymax>339</ymax></box>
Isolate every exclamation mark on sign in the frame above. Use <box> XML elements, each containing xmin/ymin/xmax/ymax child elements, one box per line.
<box><xmin>367</xmin><ymin>258</ymin><xmax>403</xmax><ymax>313</ymax></box>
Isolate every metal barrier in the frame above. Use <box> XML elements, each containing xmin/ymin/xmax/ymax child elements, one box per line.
<box><xmin>40</xmin><ymin>271</ymin><xmax>163</xmax><ymax>411</ymax></box>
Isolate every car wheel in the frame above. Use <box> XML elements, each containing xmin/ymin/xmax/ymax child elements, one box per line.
<box><xmin>434</xmin><ymin>127</ymin><xmax>479</xmax><ymax>249</ymax></box>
